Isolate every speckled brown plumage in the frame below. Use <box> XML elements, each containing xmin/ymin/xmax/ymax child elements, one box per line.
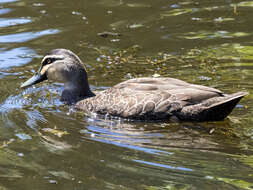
<box><xmin>76</xmin><ymin>78</ymin><xmax>247</xmax><ymax>121</ymax></box>
<box><xmin>21</xmin><ymin>49</ymin><xmax>248</xmax><ymax>122</ymax></box>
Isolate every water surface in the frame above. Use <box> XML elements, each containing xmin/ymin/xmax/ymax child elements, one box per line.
<box><xmin>0</xmin><ymin>0</ymin><xmax>253</xmax><ymax>189</ymax></box>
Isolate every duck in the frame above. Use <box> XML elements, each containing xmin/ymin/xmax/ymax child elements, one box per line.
<box><xmin>21</xmin><ymin>49</ymin><xmax>248</xmax><ymax>122</ymax></box>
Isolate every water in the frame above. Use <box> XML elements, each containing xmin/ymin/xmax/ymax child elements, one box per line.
<box><xmin>0</xmin><ymin>0</ymin><xmax>253</xmax><ymax>189</ymax></box>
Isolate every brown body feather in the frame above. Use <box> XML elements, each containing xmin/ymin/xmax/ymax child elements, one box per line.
<box><xmin>76</xmin><ymin>78</ymin><xmax>248</xmax><ymax>121</ymax></box>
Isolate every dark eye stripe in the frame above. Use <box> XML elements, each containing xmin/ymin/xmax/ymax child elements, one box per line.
<box><xmin>43</xmin><ymin>58</ymin><xmax>56</xmax><ymax>66</ymax></box>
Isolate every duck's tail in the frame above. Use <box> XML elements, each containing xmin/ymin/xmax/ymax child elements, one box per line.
<box><xmin>177</xmin><ymin>91</ymin><xmax>248</xmax><ymax>121</ymax></box>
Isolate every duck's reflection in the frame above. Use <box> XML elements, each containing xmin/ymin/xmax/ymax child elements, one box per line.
<box><xmin>82</xmin><ymin>116</ymin><xmax>243</xmax><ymax>154</ymax></box>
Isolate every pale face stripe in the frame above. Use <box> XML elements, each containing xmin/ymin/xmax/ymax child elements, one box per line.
<box><xmin>40</xmin><ymin>64</ymin><xmax>51</xmax><ymax>75</ymax></box>
<box><xmin>41</xmin><ymin>55</ymin><xmax>64</xmax><ymax>64</ymax></box>
<box><xmin>40</xmin><ymin>55</ymin><xmax>65</xmax><ymax>75</ymax></box>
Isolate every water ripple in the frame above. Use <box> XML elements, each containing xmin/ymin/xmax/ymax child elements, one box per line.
<box><xmin>0</xmin><ymin>18</ymin><xmax>31</xmax><ymax>28</ymax></box>
<box><xmin>0</xmin><ymin>29</ymin><xmax>60</xmax><ymax>43</ymax></box>
<box><xmin>0</xmin><ymin>85</ymin><xmax>63</xmax><ymax>114</ymax></box>
<box><xmin>0</xmin><ymin>47</ymin><xmax>35</xmax><ymax>69</ymax></box>
<box><xmin>80</xmin><ymin>123</ymin><xmax>172</xmax><ymax>155</ymax></box>
<box><xmin>89</xmin><ymin>136</ymin><xmax>170</xmax><ymax>155</ymax></box>
<box><xmin>0</xmin><ymin>8</ymin><xmax>11</xmax><ymax>15</ymax></box>
<box><xmin>0</xmin><ymin>0</ymin><xmax>18</xmax><ymax>4</ymax></box>
<box><xmin>133</xmin><ymin>159</ymin><xmax>193</xmax><ymax>172</ymax></box>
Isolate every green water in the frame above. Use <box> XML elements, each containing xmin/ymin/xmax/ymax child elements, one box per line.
<box><xmin>0</xmin><ymin>0</ymin><xmax>253</xmax><ymax>189</ymax></box>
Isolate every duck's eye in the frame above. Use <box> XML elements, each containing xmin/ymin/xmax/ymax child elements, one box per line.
<box><xmin>42</xmin><ymin>57</ymin><xmax>58</xmax><ymax>66</ymax></box>
<box><xmin>43</xmin><ymin>58</ymin><xmax>54</xmax><ymax>65</ymax></box>
<box><xmin>47</xmin><ymin>58</ymin><xmax>52</xmax><ymax>64</ymax></box>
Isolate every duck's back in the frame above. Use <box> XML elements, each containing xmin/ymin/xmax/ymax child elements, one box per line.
<box><xmin>75</xmin><ymin>77</ymin><xmax>246</xmax><ymax>121</ymax></box>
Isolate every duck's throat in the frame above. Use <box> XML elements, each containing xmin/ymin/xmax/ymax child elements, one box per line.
<box><xmin>61</xmin><ymin>84</ymin><xmax>95</xmax><ymax>104</ymax></box>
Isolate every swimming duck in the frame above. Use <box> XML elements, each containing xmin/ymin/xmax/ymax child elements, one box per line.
<box><xmin>21</xmin><ymin>49</ymin><xmax>248</xmax><ymax>121</ymax></box>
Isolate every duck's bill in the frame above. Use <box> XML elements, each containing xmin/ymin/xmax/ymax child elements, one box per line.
<box><xmin>20</xmin><ymin>73</ymin><xmax>47</xmax><ymax>88</ymax></box>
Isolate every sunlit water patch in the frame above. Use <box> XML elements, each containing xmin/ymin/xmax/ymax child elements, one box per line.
<box><xmin>0</xmin><ymin>29</ymin><xmax>60</xmax><ymax>43</ymax></box>
<box><xmin>180</xmin><ymin>31</ymin><xmax>252</xmax><ymax>40</ymax></box>
<box><xmin>238</xmin><ymin>1</ymin><xmax>253</xmax><ymax>7</ymax></box>
<box><xmin>0</xmin><ymin>8</ymin><xmax>11</xmax><ymax>15</ymax></box>
<box><xmin>133</xmin><ymin>159</ymin><xmax>193</xmax><ymax>172</ymax></box>
<box><xmin>0</xmin><ymin>0</ymin><xmax>18</xmax><ymax>4</ymax></box>
<box><xmin>0</xmin><ymin>18</ymin><xmax>31</xmax><ymax>28</ymax></box>
<box><xmin>0</xmin><ymin>47</ymin><xmax>35</xmax><ymax>70</ymax></box>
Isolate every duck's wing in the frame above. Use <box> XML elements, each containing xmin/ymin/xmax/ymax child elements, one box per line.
<box><xmin>114</xmin><ymin>77</ymin><xmax>224</xmax><ymax>103</ymax></box>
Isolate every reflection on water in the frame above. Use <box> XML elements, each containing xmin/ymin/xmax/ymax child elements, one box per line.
<box><xmin>0</xmin><ymin>47</ymin><xmax>35</xmax><ymax>69</ymax></box>
<box><xmin>0</xmin><ymin>29</ymin><xmax>60</xmax><ymax>43</ymax></box>
<box><xmin>0</xmin><ymin>18</ymin><xmax>31</xmax><ymax>28</ymax></box>
<box><xmin>0</xmin><ymin>0</ymin><xmax>18</xmax><ymax>3</ymax></box>
<box><xmin>0</xmin><ymin>0</ymin><xmax>253</xmax><ymax>189</ymax></box>
<box><xmin>0</xmin><ymin>9</ymin><xmax>11</xmax><ymax>15</ymax></box>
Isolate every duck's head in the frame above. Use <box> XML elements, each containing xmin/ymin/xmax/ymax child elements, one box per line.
<box><xmin>21</xmin><ymin>49</ymin><xmax>94</xmax><ymax>103</ymax></box>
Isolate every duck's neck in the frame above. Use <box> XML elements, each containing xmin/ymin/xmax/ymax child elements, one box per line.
<box><xmin>61</xmin><ymin>80</ymin><xmax>95</xmax><ymax>104</ymax></box>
